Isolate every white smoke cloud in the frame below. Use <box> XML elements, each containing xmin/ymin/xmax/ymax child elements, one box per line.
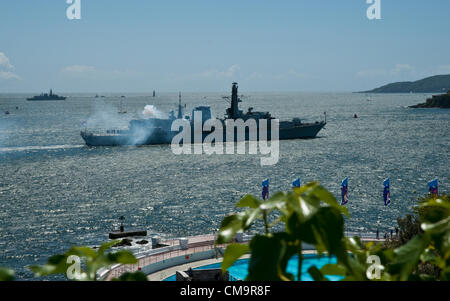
<box><xmin>142</xmin><ymin>105</ymin><xmax>168</xmax><ymax>119</ymax></box>
<box><xmin>83</xmin><ymin>102</ymin><xmax>170</xmax><ymax>146</ymax></box>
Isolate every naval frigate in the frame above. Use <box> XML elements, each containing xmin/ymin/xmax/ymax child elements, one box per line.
<box><xmin>80</xmin><ymin>83</ymin><xmax>326</xmax><ymax>146</ymax></box>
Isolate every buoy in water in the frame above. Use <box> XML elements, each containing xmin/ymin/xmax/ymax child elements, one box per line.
<box><xmin>354</xmin><ymin>114</ymin><xmax>358</xmax><ymax>118</ymax></box>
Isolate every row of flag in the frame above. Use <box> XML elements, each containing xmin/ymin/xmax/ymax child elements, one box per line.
<box><xmin>260</xmin><ymin>177</ymin><xmax>440</xmax><ymax>206</ymax></box>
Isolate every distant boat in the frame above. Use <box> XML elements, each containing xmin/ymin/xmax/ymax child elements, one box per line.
<box><xmin>5</xmin><ymin>111</ymin><xmax>10</xmax><ymax>115</ymax></box>
<box><xmin>27</xmin><ymin>89</ymin><xmax>66</xmax><ymax>101</ymax></box>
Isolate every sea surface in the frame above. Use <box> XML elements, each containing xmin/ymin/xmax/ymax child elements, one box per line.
<box><xmin>0</xmin><ymin>92</ymin><xmax>449</xmax><ymax>280</ymax></box>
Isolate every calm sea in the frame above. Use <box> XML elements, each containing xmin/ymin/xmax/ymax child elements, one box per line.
<box><xmin>0</xmin><ymin>92</ymin><xmax>448</xmax><ymax>280</ymax></box>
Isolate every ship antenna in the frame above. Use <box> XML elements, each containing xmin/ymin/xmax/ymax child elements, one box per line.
<box><xmin>177</xmin><ymin>92</ymin><xmax>183</xmax><ymax>119</ymax></box>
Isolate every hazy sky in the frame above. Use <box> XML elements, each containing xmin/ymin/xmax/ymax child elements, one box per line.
<box><xmin>0</xmin><ymin>0</ymin><xmax>449</xmax><ymax>93</ymax></box>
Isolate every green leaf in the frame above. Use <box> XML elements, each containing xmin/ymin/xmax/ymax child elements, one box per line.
<box><xmin>71</xmin><ymin>246</ymin><xmax>98</xmax><ymax>259</ymax></box>
<box><xmin>108</xmin><ymin>250</ymin><xmax>138</xmax><ymax>264</ymax></box>
<box><xmin>29</xmin><ymin>254</ymin><xmax>70</xmax><ymax>277</ymax></box>
<box><xmin>112</xmin><ymin>271</ymin><xmax>148</xmax><ymax>281</ymax></box>
<box><xmin>420</xmin><ymin>248</ymin><xmax>437</xmax><ymax>264</ymax></box>
<box><xmin>320</xmin><ymin>263</ymin><xmax>347</xmax><ymax>276</ymax></box>
<box><xmin>440</xmin><ymin>266</ymin><xmax>450</xmax><ymax>281</ymax></box>
<box><xmin>246</xmin><ymin>235</ymin><xmax>286</xmax><ymax>281</ymax></box>
<box><xmin>421</xmin><ymin>216</ymin><xmax>450</xmax><ymax>234</ymax></box>
<box><xmin>260</xmin><ymin>192</ymin><xmax>288</xmax><ymax>211</ymax></box>
<box><xmin>286</xmin><ymin>211</ymin><xmax>317</xmax><ymax>244</ymax></box>
<box><xmin>389</xmin><ymin>234</ymin><xmax>431</xmax><ymax>281</ymax></box>
<box><xmin>308</xmin><ymin>207</ymin><xmax>346</xmax><ymax>259</ymax></box>
<box><xmin>292</xmin><ymin>184</ymin><xmax>312</xmax><ymax>196</ymax></box>
<box><xmin>275</xmin><ymin>233</ymin><xmax>297</xmax><ymax>281</ymax></box>
<box><xmin>421</xmin><ymin>198</ymin><xmax>450</xmax><ymax>211</ymax></box>
<box><xmin>243</xmin><ymin>208</ymin><xmax>262</xmax><ymax>230</ymax></box>
<box><xmin>308</xmin><ymin>266</ymin><xmax>328</xmax><ymax>281</ymax></box>
<box><xmin>29</xmin><ymin>241</ymin><xmax>138</xmax><ymax>280</ymax></box>
<box><xmin>98</xmin><ymin>240</ymin><xmax>121</xmax><ymax>255</ymax></box>
<box><xmin>291</xmin><ymin>195</ymin><xmax>320</xmax><ymax>222</ymax></box>
<box><xmin>0</xmin><ymin>267</ymin><xmax>14</xmax><ymax>281</ymax></box>
<box><xmin>310</xmin><ymin>185</ymin><xmax>349</xmax><ymax>217</ymax></box>
<box><xmin>236</xmin><ymin>195</ymin><xmax>262</xmax><ymax>209</ymax></box>
<box><xmin>221</xmin><ymin>243</ymin><xmax>250</xmax><ymax>273</ymax></box>
<box><xmin>217</xmin><ymin>213</ymin><xmax>246</xmax><ymax>244</ymax></box>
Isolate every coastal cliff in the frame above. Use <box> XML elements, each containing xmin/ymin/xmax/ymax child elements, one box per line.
<box><xmin>360</xmin><ymin>74</ymin><xmax>450</xmax><ymax>93</ymax></box>
<box><xmin>409</xmin><ymin>91</ymin><xmax>450</xmax><ymax>109</ymax></box>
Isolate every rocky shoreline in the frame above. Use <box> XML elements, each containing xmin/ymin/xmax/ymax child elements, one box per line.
<box><xmin>410</xmin><ymin>91</ymin><xmax>450</xmax><ymax>109</ymax></box>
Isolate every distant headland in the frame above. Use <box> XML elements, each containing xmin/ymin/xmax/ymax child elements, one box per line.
<box><xmin>409</xmin><ymin>91</ymin><xmax>450</xmax><ymax>109</ymax></box>
<box><xmin>360</xmin><ymin>74</ymin><xmax>450</xmax><ymax>93</ymax></box>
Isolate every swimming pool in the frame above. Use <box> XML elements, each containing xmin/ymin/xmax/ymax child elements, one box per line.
<box><xmin>163</xmin><ymin>254</ymin><xmax>343</xmax><ymax>281</ymax></box>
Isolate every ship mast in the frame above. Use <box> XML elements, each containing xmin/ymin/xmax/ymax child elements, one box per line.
<box><xmin>227</xmin><ymin>82</ymin><xmax>240</xmax><ymax>119</ymax></box>
<box><xmin>177</xmin><ymin>92</ymin><xmax>183</xmax><ymax>119</ymax></box>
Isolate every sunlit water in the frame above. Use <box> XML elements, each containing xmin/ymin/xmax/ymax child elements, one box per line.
<box><xmin>0</xmin><ymin>92</ymin><xmax>448</xmax><ymax>280</ymax></box>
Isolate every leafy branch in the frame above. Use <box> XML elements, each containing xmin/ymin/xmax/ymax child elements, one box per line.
<box><xmin>216</xmin><ymin>182</ymin><xmax>449</xmax><ymax>281</ymax></box>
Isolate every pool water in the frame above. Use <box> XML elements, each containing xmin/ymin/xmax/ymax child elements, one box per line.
<box><xmin>164</xmin><ymin>254</ymin><xmax>343</xmax><ymax>281</ymax></box>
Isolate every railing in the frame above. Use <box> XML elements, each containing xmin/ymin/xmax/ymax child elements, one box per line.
<box><xmin>101</xmin><ymin>232</ymin><xmax>381</xmax><ymax>281</ymax></box>
<box><xmin>101</xmin><ymin>234</ymin><xmax>222</xmax><ymax>280</ymax></box>
<box><xmin>105</xmin><ymin>243</ymin><xmax>226</xmax><ymax>280</ymax></box>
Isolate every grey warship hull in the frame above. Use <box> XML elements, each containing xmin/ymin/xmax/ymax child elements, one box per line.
<box><xmin>81</xmin><ymin>83</ymin><xmax>326</xmax><ymax>147</ymax></box>
<box><xmin>27</xmin><ymin>89</ymin><xmax>66</xmax><ymax>101</ymax></box>
<box><xmin>81</xmin><ymin>129</ymin><xmax>173</xmax><ymax>146</ymax></box>
<box><xmin>278</xmin><ymin>122</ymin><xmax>326</xmax><ymax>140</ymax></box>
<box><xmin>81</xmin><ymin>121</ymin><xmax>326</xmax><ymax>146</ymax></box>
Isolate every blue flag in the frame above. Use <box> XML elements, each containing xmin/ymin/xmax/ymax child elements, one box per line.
<box><xmin>428</xmin><ymin>179</ymin><xmax>438</xmax><ymax>195</ymax></box>
<box><xmin>262</xmin><ymin>179</ymin><xmax>270</xmax><ymax>200</ymax></box>
<box><xmin>383</xmin><ymin>178</ymin><xmax>391</xmax><ymax>206</ymax></box>
<box><xmin>292</xmin><ymin>178</ymin><xmax>301</xmax><ymax>188</ymax></box>
<box><xmin>341</xmin><ymin>178</ymin><xmax>349</xmax><ymax>205</ymax></box>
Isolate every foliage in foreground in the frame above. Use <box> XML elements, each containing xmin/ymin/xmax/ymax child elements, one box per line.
<box><xmin>28</xmin><ymin>240</ymin><xmax>147</xmax><ymax>281</ymax></box>
<box><xmin>217</xmin><ymin>182</ymin><xmax>450</xmax><ymax>281</ymax></box>
<box><xmin>0</xmin><ymin>267</ymin><xmax>14</xmax><ymax>281</ymax></box>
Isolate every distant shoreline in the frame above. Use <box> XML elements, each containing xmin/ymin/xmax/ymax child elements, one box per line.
<box><xmin>358</xmin><ymin>74</ymin><xmax>450</xmax><ymax>94</ymax></box>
